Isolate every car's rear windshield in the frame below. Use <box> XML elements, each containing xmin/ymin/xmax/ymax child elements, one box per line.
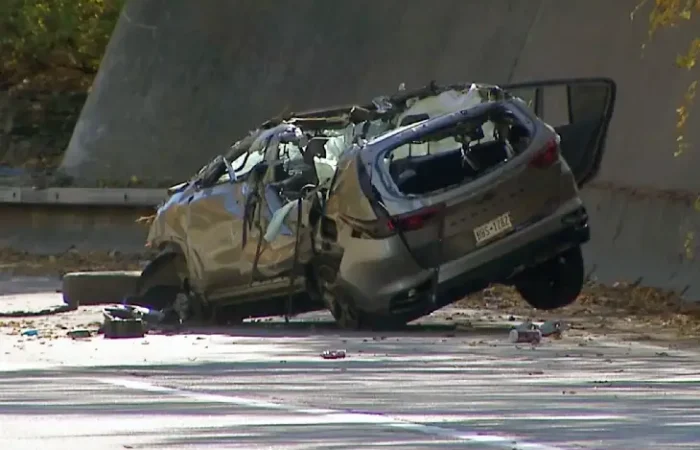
<box><xmin>382</xmin><ymin>106</ymin><xmax>533</xmax><ymax>196</ymax></box>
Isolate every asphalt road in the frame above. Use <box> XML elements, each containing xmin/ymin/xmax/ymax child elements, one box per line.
<box><xmin>1</xmin><ymin>283</ymin><xmax>700</xmax><ymax>449</ymax></box>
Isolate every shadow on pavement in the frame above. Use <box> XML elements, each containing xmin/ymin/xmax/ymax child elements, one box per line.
<box><xmin>151</xmin><ymin>314</ymin><xmax>513</xmax><ymax>339</ymax></box>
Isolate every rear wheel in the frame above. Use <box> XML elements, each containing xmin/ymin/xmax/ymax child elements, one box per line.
<box><xmin>514</xmin><ymin>246</ymin><xmax>584</xmax><ymax>310</ymax></box>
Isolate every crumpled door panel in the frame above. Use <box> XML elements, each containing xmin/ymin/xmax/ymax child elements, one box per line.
<box><xmin>184</xmin><ymin>181</ymin><xmax>248</xmax><ymax>295</ymax></box>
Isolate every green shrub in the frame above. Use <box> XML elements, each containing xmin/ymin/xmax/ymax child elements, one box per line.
<box><xmin>0</xmin><ymin>0</ymin><xmax>125</xmax><ymax>89</ymax></box>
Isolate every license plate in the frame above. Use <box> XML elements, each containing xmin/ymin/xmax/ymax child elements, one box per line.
<box><xmin>473</xmin><ymin>212</ymin><xmax>513</xmax><ymax>245</ymax></box>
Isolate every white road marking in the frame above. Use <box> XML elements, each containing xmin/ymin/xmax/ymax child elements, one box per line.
<box><xmin>97</xmin><ymin>377</ymin><xmax>565</xmax><ymax>450</ymax></box>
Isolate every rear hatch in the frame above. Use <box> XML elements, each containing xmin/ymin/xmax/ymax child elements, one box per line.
<box><xmin>368</xmin><ymin>78</ymin><xmax>616</xmax><ymax>271</ymax></box>
<box><xmin>365</xmin><ymin>101</ymin><xmax>563</xmax><ymax>270</ymax></box>
<box><xmin>387</xmin><ymin>128</ymin><xmax>562</xmax><ymax>269</ymax></box>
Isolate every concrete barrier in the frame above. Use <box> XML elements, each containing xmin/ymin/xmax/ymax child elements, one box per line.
<box><xmin>583</xmin><ymin>184</ymin><xmax>700</xmax><ymax>299</ymax></box>
<box><xmin>0</xmin><ymin>203</ymin><xmax>153</xmax><ymax>255</ymax></box>
<box><xmin>0</xmin><ymin>188</ymin><xmax>164</xmax><ymax>254</ymax></box>
<box><xmin>53</xmin><ymin>0</ymin><xmax>700</xmax><ymax>299</ymax></box>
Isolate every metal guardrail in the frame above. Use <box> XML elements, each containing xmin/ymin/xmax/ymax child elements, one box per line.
<box><xmin>0</xmin><ymin>187</ymin><xmax>167</xmax><ymax>206</ymax></box>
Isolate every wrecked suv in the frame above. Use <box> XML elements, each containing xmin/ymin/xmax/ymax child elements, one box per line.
<box><xmin>134</xmin><ymin>78</ymin><xmax>616</xmax><ymax>329</ymax></box>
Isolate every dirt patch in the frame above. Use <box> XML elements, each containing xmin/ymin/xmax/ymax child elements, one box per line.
<box><xmin>0</xmin><ymin>247</ymin><xmax>153</xmax><ymax>277</ymax></box>
<box><xmin>459</xmin><ymin>282</ymin><xmax>700</xmax><ymax>346</ymax></box>
<box><xmin>2</xmin><ymin>247</ymin><xmax>700</xmax><ymax>345</ymax></box>
<box><xmin>0</xmin><ymin>306</ymin><xmax>104</xmax><ymax>339</ymax></box>
<box><xmin>0</xmin><ymin>87</ymin><xmax>87</xmax><ymax>181</ymax></box>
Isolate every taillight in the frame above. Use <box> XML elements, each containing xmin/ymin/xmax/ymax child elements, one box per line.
<box><xmin>528</xmin><ymin>138</ymin><xmax>559</xmax><ymax>169</ymax></box>
<box><xmin>388</xmin><ymin>206</ymin><xmax>441</xmax><ymax>232</ymax></box>
<box><xmin>342</xmin><ymin>205</ymin><xmax>442</xmax><ymax>239</ymax></box>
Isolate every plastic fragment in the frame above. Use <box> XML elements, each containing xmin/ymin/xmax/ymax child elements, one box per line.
<box><xmin>509</xmin><ymin>319</ymin><xmax>567</xmax><ymax>344</ymax></box>
<box><xmin>67</xmin><ymin>329</ymin><xmax>92</xmax><ymax>339</ymax></box>
<box><xmin>540</xmin><ymin>320</ymin><xmax>568</xmax><ymax>338</ymax></box>
<box><xmin>509</xmin><ymin>329</ymin><xmax>542</xmax><ymax>344</ymax></box>
<box><xmin>321</xmin><ymin>349</ymin><xmax>347</xmax><ymax>360</ymax></box>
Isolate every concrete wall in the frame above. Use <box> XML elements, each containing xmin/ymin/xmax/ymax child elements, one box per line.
<box><xmin>59</xmin><ymin>0</ymin><xmax>700</xmax><ymax>298</ymax></box>
<box><xmin>0</xmin><ymin>204</ymin><xmax>153</xmax><ymax>254</ymax></box>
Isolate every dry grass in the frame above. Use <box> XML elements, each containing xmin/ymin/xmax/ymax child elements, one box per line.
<box><xmin>460</xmin><ymin>281</ymin><xmax>700</xmax><ymax>340</ymax></box>
<box><xmin>0</xmin><ymin>247</ymin><xmax>152</xmax><ymax>277</ymax></box>
<box><xmin>3</xmin><ymin>247</ymin><xmax>700</xmax><ymax>341</ymax></box>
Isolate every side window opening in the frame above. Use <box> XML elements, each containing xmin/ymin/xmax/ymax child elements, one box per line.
<box><xmin>503</xmin><ymin>78</ymin><xmax>616</xmax><ymax>186</ymax></box>
<box><xmin>541</xmin><ymin>85</ymin><xmax>571</xmax><ymax>127</ymax></box>
<box><xmin>569</xmin><ymin>84</ymin><xmax>608</xmax><ymax>123</ymax></box>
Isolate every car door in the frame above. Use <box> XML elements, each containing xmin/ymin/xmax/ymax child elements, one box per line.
<box><xmin>184</xmin><ymin>158</ymin><xmax>249</xmax><ymax>297</ymax></box>
<box><xmin>248</xmin><ymin>137</ymin><xmax>316</xmax><ymax>283</ymax></box>
<box><xmin>503</xmin><ymin>77</ymin><xmax>617</xmax><ymax>186</ymax></box>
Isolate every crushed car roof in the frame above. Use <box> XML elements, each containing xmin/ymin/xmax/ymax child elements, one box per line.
<box><xmin>202</xmin><ymin>81</ymin><xmax>518</xmax><ymax>180</ymax></box>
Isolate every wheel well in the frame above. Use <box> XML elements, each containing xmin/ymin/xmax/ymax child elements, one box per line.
<box><xmin>157</xmin><ymin>241</ymin><xmax>185</xmax><ymax>255</ymax></box>
<box><xmin>137</xmin><ymin>248</ymin><xmax>187</xmax><ymax>296</ymax></box>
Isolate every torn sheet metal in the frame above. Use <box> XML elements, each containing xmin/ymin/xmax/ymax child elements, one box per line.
<box><xmin>391</xmin><ymin>85</ymin><xmax>495</xmax><ymax>159</ymax></box>
<box><xmin>396</xmin><ymin>85</ymin><xmax>485</xmax><ymax>124</ymax></box>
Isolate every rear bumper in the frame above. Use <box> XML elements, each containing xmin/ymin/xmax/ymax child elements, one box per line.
<box><xmin>430</xmin><ymin>207</ymin><xmax>589</xmax><ymax>309</ymax></box>
<box><xmin>337</xmin><ymin>199</ymin><xmax>589</xmax><ymax>318</ymax></box>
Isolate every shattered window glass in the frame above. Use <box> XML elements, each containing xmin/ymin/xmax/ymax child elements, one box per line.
<box><xmin>507</xmin><ymin>87</ymin><xmax>537</xmax><ymax>112</ymax></box>
<box><xmin>218</xmin><ymin>146</ymin><xmax>264</xmax><ymax>182</ymax></box>
<box><xmin>278</xmin><ymin>143</ymin><xmax>304</xmax><ymax>163</ymax></box>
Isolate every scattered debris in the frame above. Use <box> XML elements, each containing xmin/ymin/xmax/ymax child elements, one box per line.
<box><xmin>509</xmin><ymin>319</ymin><xmax>568</xmax><ymax>344</ymax></box>
<box><xmin>321</xmin><ymin>349</ymin><xmax>347</xmax><ymax>360</ymax></box>
<box><xmin>509</xmin><ymin>328</ymin><xmax>542</xmax><ymax>344</ymax></box>
<box><xmin>540</xmin><ymin>320</ymin><xmax>567</xmax><ymax>338</ymax></box>
<box><xmin>103</xmin><ymin>314</ymin><xmax>144</xmax><ymax>339</ymax></box>
<box><xmin>513</xmin><ymin>320</ymin><xmax>537</xmax><ymax>332</ymax></box>
<box><xmin>105</xmin><ymin>304</ymin><xmax>165</xmax><ymax>325</ymax></box>
<box><xmin>67</xmin><ymin>329</ymin><xmax>92</xmax><ymax>339</ymax></box>
<box><xmin>102</xmin><ymin>305</ymin><xmax>147</xmax><ymax>339</ymax></box>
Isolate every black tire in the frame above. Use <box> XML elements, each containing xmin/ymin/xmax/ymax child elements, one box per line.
<box><xmin>515</xmin><ymin>246</ymin><xmax>585</xmax><ymax>310</ymax></box>
<box><xmin>129</xmin><ymin>251</ymin><xmax>186</xmax><ymax>311</ymax></box>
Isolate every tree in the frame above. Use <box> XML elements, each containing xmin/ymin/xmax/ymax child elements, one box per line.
<box><xmin>0</xmin><ymin>0</ymin><xmax>125</xmax><ymax>90</ymax></box>
<box><xmin>634</xmin><ymin>0</ymin><xmax>700</xmax><ymax>157</ymax></box>
<box><xmin>633</xmin><ymin>0</ymin><xmax>700</xmax><ymax>259</ymax></box>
